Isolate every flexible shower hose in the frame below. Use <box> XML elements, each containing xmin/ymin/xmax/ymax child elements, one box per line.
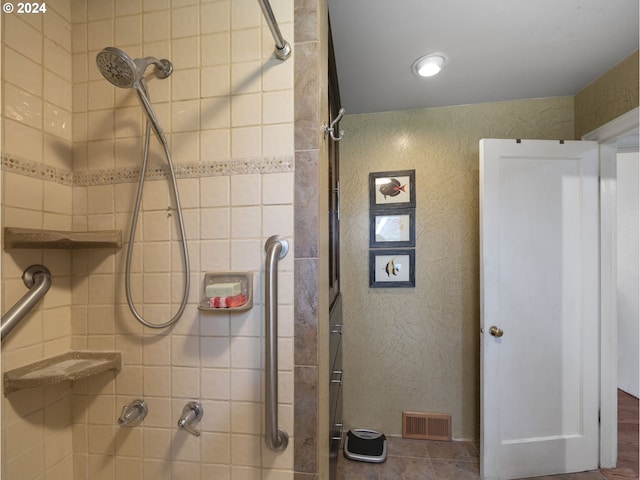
<box><xmin>124</xmin><ymin>121</ymin><xmax>190</xmax><ymax>328</ymax></box>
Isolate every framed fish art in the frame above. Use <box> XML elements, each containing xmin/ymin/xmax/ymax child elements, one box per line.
<box><xmin>369</xmin><ymin>170</ymin><xmax>416</xmax><ymax>209</ymax></box>
<box><xmin>370</xmin><ymin>209</ymin><xmax>415</xmax><ymax>248</ymax></box>
<box><xmin>369</xmin><ymin>249</ymin><xmax>415</xmax><ymax>288</ymax></box>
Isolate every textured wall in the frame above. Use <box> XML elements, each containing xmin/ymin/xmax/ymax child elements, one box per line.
<box><xmin>339</xmin><ymin>96</ymin><xmax>574</xmax><ymax>439</ymax></box>
<box><xmin>575</xmin><ymin>50</ymin><xmax>639</xmax><ymax>138</ymax></box>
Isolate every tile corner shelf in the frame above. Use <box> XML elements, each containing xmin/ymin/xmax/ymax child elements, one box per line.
<box><xmin>4</xmin><ymin>351</ymin><xmax>122</xmax><ymax>394</ymax></box>
<box><xmin>3</xmin><ymin>227</ymin><xmax>122</xmax><ymax>249</ymax></box>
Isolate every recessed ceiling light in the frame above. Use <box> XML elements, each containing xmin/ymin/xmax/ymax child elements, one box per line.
<box><xmin>412</xmin><ymin>54</ymin><xmax>446</xmax><ymax>77</ymax></box>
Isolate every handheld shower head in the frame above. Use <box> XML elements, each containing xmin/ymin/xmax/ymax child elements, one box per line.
<box><xmin>96</xmin><ymin>47</ymin><xmax>172</xmax><ymax>88</ymax></box>
<box><xmin>96</xmin><ymin>47</ymin><xmax>173</xmax><ymax>146</ymax></box>
<box><xmin>96</xmin><ymin>47</ymin><xmax>137</xmax><ymax>88</ymax></box>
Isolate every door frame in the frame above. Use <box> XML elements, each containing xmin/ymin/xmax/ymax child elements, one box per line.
<box><xmin>583</xmin><ymin>107</ymin><xmax>640</xmax><ymax>468</ymax></box>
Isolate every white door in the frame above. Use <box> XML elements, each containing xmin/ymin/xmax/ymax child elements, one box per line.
<box><xmin>480</xmin><ymin>139</ymin><xmax>600</xmax><ymax>479</ymax></box>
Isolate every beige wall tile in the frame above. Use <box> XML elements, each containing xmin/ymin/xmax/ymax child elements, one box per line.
<box><xmin>4</xmin><ymin>83</ymin><xmax>43</xmax><ymax>129</ymax></box>
<box><xmin>171</xmin><ymin>131</ymin><xmax>199</xmax><ymax>164</ymax></box>
<box><xmin>201</xmin><ymin>433</ymin><xmax>231</xmax><ymax>464</ymax></box>
<box><xmin>43</xmin><ymin>306</ymin><xmax>73</xmax><ymax>341</ymax></box>
<box><xmin>87</xmin><ymin>19</ymin><xmax>113</xmax><ymax>51</ymax></box>
<box><xmin>230</xmin><ymin>369</ymin><xmax>260</xmax><ymax>402</ymax></box>
<box><xmin>200</xmin><ymin>129</ymin><xmax>231</xmax><ymax>162</ymax></box>
<box><xmin>5</xmin><ymin>411</ymin><xmax>44</xmax><ymax>459</ymax></box>
<box><xmin>142</xmin><ymin>427</ymin><xmax>171</xmax><ymax>458</ymax></box>
<box><xmin>4</xmin><ymin>444</ymin><xmax>45</xmax><ymax>479</ymax></box>
<box><xmin>2</xmin><ymin>0</ymin><xmax>297</xmax><ymax>478</ymax></box>
<box><xmin>87</xmin><ymin>395</ymin><xmax>115</xmax><ymax>425</ymax></box>
<box><xmin>171</xmin><ymin>36</ymin><xmax>199</xmax><ymax>68</ymax></box>
<box><xmin>201</xmin><ymin>32</ymin><xmax>230</xmax><ymax>66</ymax></box>
<box><xmin>115</xmin><ymin>457</ymin><xmax>142</xmax><ymax>480</ymax></box>
<box><xmin>88</xmin><ymin>453</ymin><xmax>114</xmax><ymax>479</ymax></box>
<box><xmin>200</xmin><ymin>2</ymin><xmax>229</xmax><ymax>35</ymax></box>
<box><xmin>4</xmin><ymin>119</ymin><xmax>44</xmax><ymax>162</ymax></box>
<box><xmin>231</xmin><ymin>126</ymin><xmax>261</xmax><ymax>159</ymax></box>
<box><xmin>231</xmin><ymin>29</ymin><xmax>260</xmax><ymax>62</ymax></box>
<box><xmin>5</xmin><ymin>16</ymin><xmax>43</xmax><ymax>61</ymax></box>
<box><xmin>115</xmin><ymin>0</ymin><xmax>140</xmax><ymax>16</ymax></box>
<box><xmin>201</xmin><ymin>369</ymin><xmax>230</xmax><ymax>400</ymax></box>
<box><xmin>262</xmin><ymin>205</ymin><xmax>293</xmax><ymax>238</ymax></box>
<box><xmin>115</xmin><ymin>365</ymin><xmax>142</xmax><ymax>395</ymax></box>
<box><xmin>171</xmin><ymin>99</ymin><xmax>200</xmax><ymax>132</ymax></box>
<box><xmin>199</xmin><ymin>239</ymin><xmax>230</xmax><ymax>271</ymax></box>
<box><xmin>4</xmin><ymin>48</ymin><xmax>43</xmax><ymax>96</ymax></box>
<box><xmin>262</xmin><ymin>124</ymin><xmax>293</xmax><ymax>156</ymax></box>
<box><xmin>4</xmin><ymin>173</ymin><xmax>43</xmax><ymax>210</ymax></box>
<box><xmin>87</xmin><ymin>0</ymin><xmax>113</xmax><ymax>21</ymax></box>
<box><xmin>51</xmin><ymin>39</ymin><xmax>73</xmax><ymax>73</ymax></box>
<box><xmin>230</xmin><ymin>239</ymin><xmax>260</xmax><ymax>270</ymax></box>
<box><xmin>231</xmin><ymin>0</ymin><xmax>260</xmax><ymax>30</ymax></box>
<box><xmin>143</xmin><ymin>10</ymin><xmax>170</xmax><ymax>43</ymax></box>
<box><xmin>230</xmin><ymin>434</ymin><xmax>261</xmax><ymax>467</ymax></box>
<box><xmin>201</xmin><ymin>97</ymin><xmax>231</xmax><ymax>130</ymax></box>
<box><xmin>171</xmin><ymin>6</ymin><xmax>199</xmax><ymax>38</ymax></box>
<box><xmin>143</xmin><ymin>366</ymin><xmax>171</xmax><ymax>396</ymax></box>
<box><xmin>44</xmin><ymin>9</ymin><xmax>72</xmax><ymax>51</ymax></box>
<box><xmin>115</xmin><ymin>15</ymin><xmax>142</xmax><ymax>46</ymax></box>
<box><xmin>114</xmin><ymin>423</ymin><xmax>142</xmax><ymax>456</ymax></box>
<box><xmin>44</xmin><ymin>182</ymin><xmax>73</xmax><ymax>215</ymax></box>
<box><xmin>231</xmin><ymin>402</ymin><xmax>260</xmax><ymax>434</ymax></box>
<box><xmin>172</xmin><ymin>69</ymin><xmax>200</xmax><ymax>101</ymax></box>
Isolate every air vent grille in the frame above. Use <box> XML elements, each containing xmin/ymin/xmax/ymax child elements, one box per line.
<box><xmin>402</xmin><ymin>412</ymin><xmax>451</xmax><ymax>441</ymax></box>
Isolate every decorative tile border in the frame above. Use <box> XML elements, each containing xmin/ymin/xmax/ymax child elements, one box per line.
<box><xmin>2</xmin><ymin>154</ymin><xmax>294</xmax><ymax>186</ymax></box>
<box><xmin>1</xmin><ymin>156</ymin><xmax>74</xmax><ymax>185</ymax></box>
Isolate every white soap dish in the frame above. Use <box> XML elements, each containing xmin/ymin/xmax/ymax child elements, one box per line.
<box><xmin>198</xmin><ymin>272</ymin><xmax>253</xmax><ymax>312</ymax></box>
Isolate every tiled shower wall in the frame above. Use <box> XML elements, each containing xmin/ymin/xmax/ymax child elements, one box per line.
<box><xmin>2</xmin><ymin>0</ymin><xmax>298</xmax><ymax>478</ymax></box>
<box><xmin>2</xmin><ymin>0</ymin><xmax>76</xmax><ymax>478</ymax></box>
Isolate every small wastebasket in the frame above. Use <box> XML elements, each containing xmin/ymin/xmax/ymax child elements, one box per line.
<box><xmin>343</xmin><ymin>429</ymin><xmax>387</xmax><ymax>463</ymax></box>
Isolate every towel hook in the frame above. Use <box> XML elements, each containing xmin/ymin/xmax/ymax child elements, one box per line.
<box><xmin>323</xmin><ymin>108</ymin><xmax>345</xmax><ymax>141</ymax></box>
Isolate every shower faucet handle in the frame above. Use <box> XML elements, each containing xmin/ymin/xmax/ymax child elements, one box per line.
<box><xmin>117</xmin><ymin>399</ymin><xmax>148</xmax><ymax>426</ymax></box>
<box><xmin>178</xmin><ymin>401</ymin><xmax>203</xmax><ymax>437</ymax></box>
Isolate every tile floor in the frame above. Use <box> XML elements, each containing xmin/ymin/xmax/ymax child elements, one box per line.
<box><xmin>336</xmin><ymin>390</ymin><xmax>638</xmax><ymax>480</ymax></box>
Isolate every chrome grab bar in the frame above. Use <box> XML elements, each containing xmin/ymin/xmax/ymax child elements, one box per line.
<box><xmin>1</xmin><ymin>265</ymin><xmax>52</xmax><ymax>341</ymax></box>
<box><xmin>257</xmin><ymin>0</ymin><xmax>291</xmax><ymax>61</ymax></box>
<box><xmin>264</xmin><ymin>235</ymin><xmax>289</xmax><ymax>452</ymax></box>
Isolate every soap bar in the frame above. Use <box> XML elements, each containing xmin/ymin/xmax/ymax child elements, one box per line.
<box><xmin>206</xmin><ymin>282</ymin><xmax>241</xmax><ymax>298</ymax></box>
<box><xmin>209</xmin><ymin>294</ymin><xmax>247</xmax><ymax>308</ymax></box>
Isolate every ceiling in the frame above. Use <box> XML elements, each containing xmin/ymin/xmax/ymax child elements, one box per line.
<box><xmin>327</xmin><ymin>0</ymin><xmax>639</xmax><ymax>115</ymax></box>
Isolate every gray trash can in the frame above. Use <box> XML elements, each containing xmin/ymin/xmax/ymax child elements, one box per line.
<box><xmin>343</xmin><ymin>429</ymin><xmax>387</xmax><ymax>463</ymax></box>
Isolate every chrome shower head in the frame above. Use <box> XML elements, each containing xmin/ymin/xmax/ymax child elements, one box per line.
<box><xmin>96</xmin><ymin>47</ymin><xmax>172</xmax><ymax>89</ymax></box>
<box><xmin>95</xmin><ymin>47</ymin><xmax>173</xmax><ymax>146</ymax></box>
<box><xmin>96</xmin><ymin>47</ymin><xmax>137</xmax><ymax>88</ymax></box>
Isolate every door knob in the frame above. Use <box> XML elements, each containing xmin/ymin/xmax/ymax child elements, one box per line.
<box><xmin>489</xmin><ymin>326</ymin><xmax>504</xmax><ymax>337</ymax></box>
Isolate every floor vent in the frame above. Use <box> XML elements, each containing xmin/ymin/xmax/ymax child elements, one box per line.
<box><xmin>402</xmin><ymin>412</ymin><xmax>451</xmax><ymax>441</ymax></box>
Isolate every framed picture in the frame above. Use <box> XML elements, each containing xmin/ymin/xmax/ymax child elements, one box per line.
<box><xmin>369</xmin><ymin>249</ymin><xmax>415</xmax><ymax>288</ymax></box>
<box><xmin>369</xmin><ymin>170</ymin><xmax>416</xmax><ymax>209</ymax></box>
<box><xmin>370</xmin><ymin>209</ymin><xmax>415</xmax><ymax>248</ymax></box>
